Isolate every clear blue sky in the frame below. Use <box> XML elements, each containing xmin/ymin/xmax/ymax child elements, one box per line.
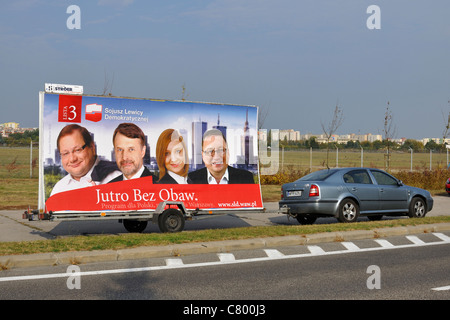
<box><xmin>1</xmin><ymin>0</ymin><xmax>450</xmax><ymax>140</ymax></box>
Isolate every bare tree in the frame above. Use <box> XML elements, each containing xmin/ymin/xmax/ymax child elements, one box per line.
<box><xmin>383</xmin><ymin>101</ymin><xmax>397</xmax><ymax>171</ymax></box>
<box><xmin>102</xmin><ymin>70</ymin><xmax>115</xmax><ymax>96</ymax></box>
<box><xmin>321</xmin><ymin>103</ymin><xmax>344</xmax><ymax>169</ymax></box>
<box><xmin>181</xmin><ymin>83</ymin><xmax>189</xmax><ymax>101</ymax></box>
<box><xmin>442</xmin><ymin>100</ymin><xmax>450</xmax><ymax>144</ymax></box>
<box><xmin>258</xmin><ymin>105</ymin><xmax>270</xmax><ymax>130</ymax></box>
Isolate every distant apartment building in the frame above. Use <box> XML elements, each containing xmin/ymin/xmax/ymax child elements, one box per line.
<box><xmin>304</xmin><ymin>133</ymin><xmax>382</xmax><ymax>144</ymax></box>
<box><xmin>279</xmin><ymin>129</ymin><xmax>300</xmax><ymax>142</ymax></box>
<box><xmin>2</xmin><ymin>122</ymin><xmax>19</xmax><ymax>129</ymax></box>
<box><xmin>258</xmin><ymin>130</ymin><xmax>382</xmax><ymax>144</ymax></box>
<box><xmin>257</xmin><ymin>129</ymin><xmax>300</xmax><ymax>143</ymax></box>
<box><xmin>421</xmin><ymin>137</ymin><xmax>450</xmax><ymax>145</ymax></box>
<box><xmin>1</xmin><ymin>122</ymin><xmax>37</xmax><ymax>138</ymax></box>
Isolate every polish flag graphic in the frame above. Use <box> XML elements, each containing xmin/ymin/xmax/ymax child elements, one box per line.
<box><xmin>85</xmin><ymin>103</ymin><xmax>102</xmax><ymax>122</ymax></box>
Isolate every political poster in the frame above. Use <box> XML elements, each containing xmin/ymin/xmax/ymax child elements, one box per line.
<box><xmin>39</xmin><ymin>93</ymin><xmax>262</xmax><ymax>213</ymax></box>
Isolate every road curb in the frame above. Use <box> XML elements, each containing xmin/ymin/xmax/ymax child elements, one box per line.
<box><xmin>2</xmin><ymin>222</ymin><xmax>450</xmax><ymax>270</ymax></box>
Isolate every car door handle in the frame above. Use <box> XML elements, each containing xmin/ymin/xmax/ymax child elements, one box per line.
<box><xmin>351</xmin><ymin>187</ymin><xmax>357</xmax><ymax>191</ymax></box>
<box><xmin>379</xmin><ymin>188</ymin><xmax>384</xmax><ymax>192</ymax></box>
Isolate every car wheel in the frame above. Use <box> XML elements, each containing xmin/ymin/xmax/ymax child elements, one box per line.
<box><xmin>338</xmin><ymin>199</ymin><xmax>359</xmax><ymax>223</ymax></box>
<box><xmin>296</xmin><ymin>214</ymin><xmax>317</xmax><ymax>225</ymax></box>
<box><xmin>408</xmin><ymin>197</ymin><xmax>427</xmax><ymax>218</ymax></box>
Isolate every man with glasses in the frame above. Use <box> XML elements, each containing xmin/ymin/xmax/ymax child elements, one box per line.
<box><xmin>189</xmin><ymin>129</ymin><xmax>254</xmax><ymax>184</ymax></box>
<box><xmin>50</xmin><ymin>124</ymin><xmax>121</xmax><ymax>196</ymax></box>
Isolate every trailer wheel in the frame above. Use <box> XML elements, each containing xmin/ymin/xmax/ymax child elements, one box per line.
<box><xmin>123</xmin><ymin>219</ymin><xmax>148</xmax><ymax>233</ymax></box>
<box><xmin>158</xmin><ymin>208</ymin><xmax>185</xmax><ymax>233</ymax></box>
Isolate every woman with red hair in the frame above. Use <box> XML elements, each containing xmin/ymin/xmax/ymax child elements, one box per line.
<box><xmin>155</xmin><ymin>128</ymin><xmax>190</xmax><ymax>184</ymax></box>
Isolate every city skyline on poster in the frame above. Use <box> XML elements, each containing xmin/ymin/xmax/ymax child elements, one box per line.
<box><xmin>42</xmin><ymin>94</ymin><xmax>259</xmax><ymax>174</ymax></box>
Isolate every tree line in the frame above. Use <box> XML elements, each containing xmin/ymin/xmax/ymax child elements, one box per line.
<box><xmin>280</xmin><ymin>136</ymin><xmax>448</xmax><ymax>153</ymax></box>
<box><xmin>0</xmin><ymin>129</ymin><xmax>39</xmax><ymax>147</ymax></box>
<box><xmin>0</xmin><ymin>128</ymin><xmax>447</xmax><ymax>153</ymax></box>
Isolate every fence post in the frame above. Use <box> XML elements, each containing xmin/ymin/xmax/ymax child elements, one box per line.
<box><xmin>310</xmin><ymin>147</ymin><xmax>312</xmax><ymax>171</ymax></box>
<box><xmin>30</xmin><ymin>138</ymin><xmax>32</xmax><ymax>178</ymax></box>
<box><xmin>409</xmin><ymin>147</ymin><xmax>413</xmax><ymax>172</ymax></box>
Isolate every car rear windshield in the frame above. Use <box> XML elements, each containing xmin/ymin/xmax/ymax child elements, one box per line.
<box><xmin>298</xmin><ymin>169</ymin><xmax>338</xmax><ymax>181</ymax></box>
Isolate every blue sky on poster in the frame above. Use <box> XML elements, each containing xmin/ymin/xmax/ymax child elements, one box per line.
<box><xmin>1</xmin><ymin>0</ymin><xmax>450</xmax><ymax>140</ymax></box>
<box><xmin>41</xmin><ymin>93</ymin><xmax>258</xmax><ymax>163</ymax></box>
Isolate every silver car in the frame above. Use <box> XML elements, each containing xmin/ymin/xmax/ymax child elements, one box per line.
<box><xmin>279</xmin><ymin>168</ymin><xmax>433</xmax><ymax>224</ymax></box>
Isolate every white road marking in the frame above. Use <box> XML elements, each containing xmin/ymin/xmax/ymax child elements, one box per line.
<box><xmin>433</xmin><ymin>233</ymin><xmax>450</xmax><ymax>242</ymax></box>
<box><xmin>0</xmin><ymin>233</ymin><xmax>449</xmax><ymax>283</ymax></box>
<box><xmin>307</xmin><ymin>245</ymin><xmax>325</xmax><ymax>254</ymax></box>
<box><xmin>165</xmin><ymin>258</ymin><xmax>184</xmax><ymax>266</ymax></box>
<box><xmin>374</xmin><ymin>239</ymin><xmax>394</xmax><ymax>248</ymax></box>
<box><xmin>432</xmin><ymin>285</ymin><xmax>450</xmax><ymax>291</ymax></box>
<box><xmin>218</xmin><ymin>253</ymin><xmax>236</xmax><ymax>262</ymax></box>
<box><xmin>341</xmin><ymin>242</ymin><xmax>360</xmax><ymax>251</ymax></box>
<box><xmin>406</xmin><ymin>235</ymin><xmax>425</xmax><ymax>245</ymax></box>
<box><xmin>264</xmin><ymin>249</ymin><xmax>285</xmax><ymax>258</ymax></box>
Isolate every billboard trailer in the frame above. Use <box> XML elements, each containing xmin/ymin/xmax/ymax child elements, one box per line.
<box><xmin>23</xmin><ymin>89</ymin><xmax>263</xmax><ymax>233</ymax></box>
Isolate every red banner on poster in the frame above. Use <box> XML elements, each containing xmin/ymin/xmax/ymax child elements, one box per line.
<box><xmin>45</xmin><ymin>176</ymin><xmax>263</xmax><ymax>212</ymax></box>
<box><xmin>58</xmin><ymin>94</ymin><xmax>82</xmax><ymax>123</ymax></box>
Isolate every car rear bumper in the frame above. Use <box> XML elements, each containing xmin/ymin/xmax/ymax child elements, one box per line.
<box><xmin>278</xmin><ymin>199</ymin><xmax>338</xmax><ymax>216</ymax></box>
<box><xmin>427</xmin><ymin>196</ymin><xmax>434</xmax><ymax>211</ymax></box>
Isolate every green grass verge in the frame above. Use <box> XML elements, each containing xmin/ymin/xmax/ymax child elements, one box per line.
<box><xmin>1</xmin><ymin>216</ymin><xmax>449</xmax><ymax>256</ymax></box>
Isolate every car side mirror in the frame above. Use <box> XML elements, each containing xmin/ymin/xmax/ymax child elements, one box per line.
<box><xmin>397</xmin><ymin>180</ymin><xmax>403</xmax><ymax>186</ymax></box>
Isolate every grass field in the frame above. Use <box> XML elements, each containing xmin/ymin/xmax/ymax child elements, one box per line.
<box><xmin>262</xmin><ymin>148</ymin><xmax>449</xmax><ymax>172</ymax></box>
<box><xmin>0</xmin><ymin>147</ymin><xmax>38</xmax><ymax>209</ymax></box>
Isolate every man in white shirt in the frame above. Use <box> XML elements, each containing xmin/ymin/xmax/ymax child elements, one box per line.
<box><xmin>50</xmin><ymin>124</ymin><xmax>121</xmax><ymax>196</ymax></box>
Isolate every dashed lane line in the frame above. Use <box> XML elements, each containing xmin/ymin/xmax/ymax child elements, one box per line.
<box><xmin>264</xmin><ymin>249</ymin><xmax>285</xmax><ymax>259</ymax></box>
<box><xmin>341</xmin><ymin>242</ymin><xmax>360</xmax><ymax>251</ymax></box>
<box><xmin>218</xmin><ymin>253</ymin><xmax>236</xmax><ymax>262</ymax></box>
<box><xmin>307</xmin><ymin>245</ymin><xmax>326</xmax><ymax>255</ymax></box>
<box><xmin>374</xmin><ymin>239</ymin><xmax>395</xmax><ymax>248</ymax></box>
<box><xmin>1</xmin><ymin>233</ymin><xmax>449</xmax><ymax>283</ymax></box>
<box><xmin>432</xmin><ymin>285</ymin><xmax>450</xmax><ymax>291</ymax></box>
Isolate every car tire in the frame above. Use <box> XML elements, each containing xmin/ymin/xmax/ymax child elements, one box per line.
<box><xmin>123</xmin><ymin>219</ymin><xmax>148</xmax><ymax>233</ymax></box>
<box><xmin>408</xmin><ymin>197</ymin><xmax>427</xmax><ymax>218</ymax></box>
<box><xmin>296</xmin><ymin>214</ymin><xmax>317</xmax><ymax>225</ymax></box>
<box><xmin>338</xmin><ymin>199</ymin><xmax>359</xmax><ymax>223</ymax></box>
<box><xmin>367</xmin><ymin>214</ymin><xmax>383</xmax><ymax>221</ymax></box>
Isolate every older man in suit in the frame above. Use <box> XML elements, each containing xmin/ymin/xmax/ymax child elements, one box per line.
<box><xmin>188</xmin><ymin>129</ymin><xmax>254</xmax><ymax>184</ymax></box>
<box><xmin>109</xmin><ymin>123</ymin><xmax>156</xmax><ymax>183</ymax></box>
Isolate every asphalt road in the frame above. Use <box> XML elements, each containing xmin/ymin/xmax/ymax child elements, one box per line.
<box><xmin>0</xmin><ymin>232</ymin><xmax>449</xmax><ymax>301</ymax></box>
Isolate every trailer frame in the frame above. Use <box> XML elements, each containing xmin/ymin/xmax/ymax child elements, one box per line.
<box><xmin>23</xmin><ymin>201</ymin><xmax>264</xmax><ymax>233</ymax></box>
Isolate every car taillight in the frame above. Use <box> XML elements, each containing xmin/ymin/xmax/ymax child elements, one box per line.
<box><xmin>281</xmin><ymin>187</ymin><xmax>284</xmax><ymax>199</ymax></box>
<box><xmin>309</xmin><ymin>184</ymin><xmax>319</xmax><ymax>197</ymax></box>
